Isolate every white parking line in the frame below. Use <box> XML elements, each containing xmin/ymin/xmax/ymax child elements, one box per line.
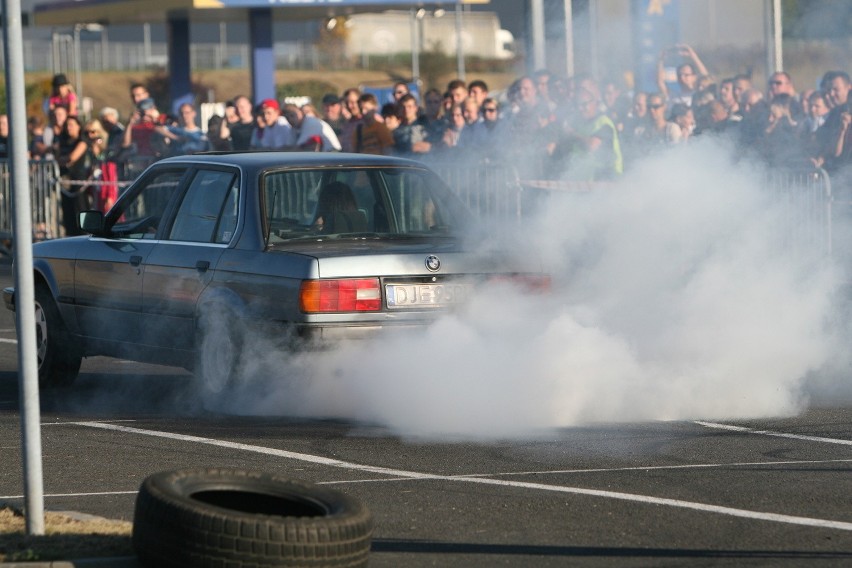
<box><xmin>0</xmin><ymin>490</ymin><xmax>138</xmax><ymax>500</ymax></box>
<box><xmin>67</xmin><ymin>420</ymin><xmax>852</xmax><ymax>532</ymax></box>
<box><xmin>451</xmin><ymin>458</ymin><xmax>852</xmax><ymax>478</ymax></box>
<box><xmin>69</xmin><ymin>421</ymin><xmax>435</xmax><ymax>479</ymax></box>
<box><xmin>695</xmin><ymin>421</ymin><xmax>852</xmax><ymax>445</ymax></box>
<box><xmin>43</xmin><ymin>420</ymin><xmax>138</xmax><ymax>426</ymax></box>
<box><xmin>0</xmin><ymin>338</ymin><xmax>17</xmax><ymax>344</ymax></box>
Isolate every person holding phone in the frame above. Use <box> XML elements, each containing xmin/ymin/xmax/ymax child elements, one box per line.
<box><xmin>656</xmin><ymin>44</ymin><xmax>710</xmax><ymax>107</ymax></box>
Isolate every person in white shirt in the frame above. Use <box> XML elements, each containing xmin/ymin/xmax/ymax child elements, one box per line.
<box><xmin>281</xmin><ymin>103</ymin><xmax>341</xmax><ymax>151</ymax></box>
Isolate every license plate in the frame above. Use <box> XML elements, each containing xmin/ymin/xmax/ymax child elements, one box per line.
<box><xmin>386</xmin><ymin>282</ymin><xmax>469</xmax><ymax>309</ymax></box>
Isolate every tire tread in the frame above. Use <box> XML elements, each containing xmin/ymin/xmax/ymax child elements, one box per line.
<box><xmin>133</xmin><ymin>468</ymin><xmax>372</xmax><ymax>568</ymax></box>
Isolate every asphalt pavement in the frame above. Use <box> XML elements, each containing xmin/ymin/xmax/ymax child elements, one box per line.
<box><xmin>2</xmin><ymin>259</ymin><xmax>137</xmax><ymax>567</ymax></box>
<box><xmin>2</xmin><ymin>262</ymin><xmax>852</xmax><ymax>567</ymax></box>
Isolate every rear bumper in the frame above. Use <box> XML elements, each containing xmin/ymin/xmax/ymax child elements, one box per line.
<box><xmin>295</xmin><ymin>322</ymin><xmax>424</xmax><ymax>342</ymax></box>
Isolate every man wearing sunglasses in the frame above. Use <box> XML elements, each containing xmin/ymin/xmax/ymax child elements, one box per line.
<box><xmin>635</xmin><ymin>94</ymin><xmax>682</xmax><ymax>148</ymax></box>
<box><xmin>768</xmin><ymin>72</ymin><xmax>803</xmax><ymax>121</ymax></box>
<box><xmin>457</xmin><ymin>97</ymin><xmax>503</xmax><ymax>157</ymax></box>
<box><xmin>392</xmin><ymin>82</ymin><xmax>410</xmax><ymax>103</ymax></box>
<box><xmin>768</xmin><ymin>72</ymin><xmax>796</xmax><ymax>100</ymax></box>
<box><xmin>481</xmin><ymin>99</ymin><xmax>500</xmax><ymax>125</ymax></box>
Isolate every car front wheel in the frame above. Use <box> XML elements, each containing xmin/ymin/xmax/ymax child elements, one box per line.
<box><xmin>34</xmin><ymin>285</ymin><xmax>81</xmax><ymax>388</ymax></box>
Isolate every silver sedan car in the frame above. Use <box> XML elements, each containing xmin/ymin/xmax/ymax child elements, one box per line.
<box><xmin>5</xmin><ymin>152</ymin><xmax>547</xmax><ymax>394</ymax></box>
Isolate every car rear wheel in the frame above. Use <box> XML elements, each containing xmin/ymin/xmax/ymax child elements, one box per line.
<box><xmin>133</xmin><ymin>468</ymin><xmax>373</xmax><ymax>568</ymax></box>
<box><xmin>196</xmin><ymin>309</ymin><xmax>242</xmax><ymax>395</ymax></box>
<box><xmin>34</xmin><ymin>285</ymin><xmax>81</xmax><ymax>388</ymax></box>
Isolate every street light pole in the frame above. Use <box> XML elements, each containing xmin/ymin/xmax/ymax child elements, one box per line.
<box><xmin>530</xmin><ymin>0</ymin><xmax>545</xmax><ymax>71</ymax></box>
<box><xmin>101</xmin><ymin>27</ymin><xmax>109</xmax><ymax>71</ymax></box>
<box><xmin>765</xmin><ymin>0</ymin><xmax>783</xmax><ymax>73</ymax></box>
<box><xmin>73</xmin><ymin>24</ymin><xmax>82</xmax><ymax>108</ymax></box>
<box><xmin>143</xmin><ymin>22</ymin><xmax>151</xmax><ymax>66</ymax></box>
<box><xmin>2</xmin><ymin>0</ymin><xmax>45</xmax><ymax>537</ymax></box>
<box><xmin>219</xmin><ymin>21</ymin><xmax>227</xmax><ymax>69</ymax></box>
<box><xmin>455</xmin><ymin>0</ymin><xmax>465</xmax><ymax>81</ymax></box>
<box><xmin>410</xmin><ymin>9</ymin><xmax>422</xmax><ymax>86</ymax></box>
<box><xmin>72</xmin><ymin>23</ymin><xmax>104</xmax><ymax>118</ymax></box>
<box><xmin>563</xmin><ymin>0</ymin><xmax>574</xmax><ymax>78</ymax></box>
<box><xmin>51</xmin><ymin>31</ymin><xmax>59</xmax><ymax>74</ymax></box>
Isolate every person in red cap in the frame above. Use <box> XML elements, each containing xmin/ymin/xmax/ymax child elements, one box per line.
<box><xmin>250</xmin><ymin>98</ymin><xmax>292</xmax><ymax>150</ymax></box>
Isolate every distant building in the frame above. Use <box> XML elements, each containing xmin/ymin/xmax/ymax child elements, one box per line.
<box><xmin>344</xmin><ymin>11</ymin><xmax>516</xmax><ymax>61</ymax></box>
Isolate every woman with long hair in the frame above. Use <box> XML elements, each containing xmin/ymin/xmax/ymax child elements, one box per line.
<box><xmin>84</xmin><ymin>118</ymin><xmax>120</xmax><ymax>213</ymax></box>
<box><xmin>56</xmin><ymin>116</ymin><xmax>91</xmax><ymax>235</ymax></box>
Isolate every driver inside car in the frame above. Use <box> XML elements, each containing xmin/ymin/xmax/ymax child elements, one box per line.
<box><xmin>311</xmin><ymin>181</ymin><xmax>368</xmax><ymax>234</ymax></box>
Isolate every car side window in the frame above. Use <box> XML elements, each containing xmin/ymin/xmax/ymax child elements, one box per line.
<box><xmin>110</xmin><ymin>169</ymin><xmax>185</xmax><ymax>239</ymax></box>
<box><xmin>214</xmin><ymin>181</ymin><xmax>240</xmax><ymax>244</ymax></box>
<box><xmin>168</xmin><ymin>169</ymin><xmax>239</xmax><ymax>243</ymax></box>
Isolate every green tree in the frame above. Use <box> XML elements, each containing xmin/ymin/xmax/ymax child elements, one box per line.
<box><xmin>316</xmin><ymin>17</ymin><xmax>351</xmax><ymax>69</ymax></box>
<box><xmin>418</xmin><ymin>41</ymin><xmax>454</xmax><ymax>91</ymax></box>
<box><xmin>277</xmin><ymin>80</ymin><xmax>339</xmax><ymax>105</ymax></box>
<box><xmin>141</xmin><ymin>70</ymin><xmax>213</xmax><ymax>112</ymax></box>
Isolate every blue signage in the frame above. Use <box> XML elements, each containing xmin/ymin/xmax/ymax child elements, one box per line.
<box><xmin>631</xmin><ymin>0</ymin><xmax>680</xmax><ymax>94</ymax></box>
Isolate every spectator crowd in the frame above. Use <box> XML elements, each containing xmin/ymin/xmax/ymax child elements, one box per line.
<box><xmin>1</xmin><ymin>46</ymin><xmax>850</xmax><ymax>236</ymax></box>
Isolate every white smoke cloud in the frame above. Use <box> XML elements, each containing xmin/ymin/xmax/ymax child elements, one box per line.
<box><xmin>207</xmin><ymin>137</ymin><xmax>845</xmax><ymax>440</ymax></box>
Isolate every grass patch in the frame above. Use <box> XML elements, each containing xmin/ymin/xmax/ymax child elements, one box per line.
<box><xmin>0</xmin><ymin>504</ymin><xmax>133</xmax><ymax>562</ymax></box>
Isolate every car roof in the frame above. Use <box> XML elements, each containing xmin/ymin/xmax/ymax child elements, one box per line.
<box><xmin>155</xmin><ymin>151</ymin><xmax>427</xmax><ymax>172</ymax></box>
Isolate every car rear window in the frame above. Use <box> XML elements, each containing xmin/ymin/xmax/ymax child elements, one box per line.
<box><xmin>262</xmin><ymin>167</ymin><xmax>465</xmax><ymax>242</ymax></box>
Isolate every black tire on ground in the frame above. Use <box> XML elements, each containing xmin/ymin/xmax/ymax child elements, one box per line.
<box><xmin>34</xmin><ymin>284</ymin><xmax>81</xmax><ymax>388</ymax></box>
<box><xmin>132</xmin><ymin>468</ymin><xmax>373</xmax><ymax>568</ymax></box>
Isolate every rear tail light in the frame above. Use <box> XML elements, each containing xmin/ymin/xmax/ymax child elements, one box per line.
<box><xmin>300</xmin><ymin>278</ymin><xmax>382</xmax><ymax>313</ymax></box>
<box><xmin>488</xmin><ymin>274</ymin><xmax>551</xmax><ymax>293</ymax></box>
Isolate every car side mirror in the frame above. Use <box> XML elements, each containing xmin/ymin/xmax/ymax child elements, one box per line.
<box><xmin>78</xmin><ymin>210</ymin><xmax>105</xmax><ymax>235</ymax></box>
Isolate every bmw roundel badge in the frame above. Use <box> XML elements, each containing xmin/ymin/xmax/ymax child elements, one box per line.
<box><xmin>425</xmin><ymin>255</ymin><xmax>441</xmax><ymax>272</ymax></box>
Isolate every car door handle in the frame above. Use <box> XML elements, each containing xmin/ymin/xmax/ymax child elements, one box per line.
<box><xmin>129</xmin><ymin>255</ymin><xmax>143</xmax><ymax>267</ymax></box>
<box><xmin>196</xmin><ymin>260</ymin><xmax>210</xmax><ymax>272</ymax></box>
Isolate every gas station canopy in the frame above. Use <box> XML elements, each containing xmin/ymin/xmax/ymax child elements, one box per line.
<box><xmin>33</xmin><ymin>0</ymin><xmax>488</xmax><ymax>109</ymax></box>
<box><xmin>33</xmin><ymin>0</ymin><xmax>489</xmax><ymax>27</ymax></box>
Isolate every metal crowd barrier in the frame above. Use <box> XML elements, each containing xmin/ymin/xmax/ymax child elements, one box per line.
<box><xmin>0</xmin><ymin>159</ymin><xmax>62</xmax><ymax>243</ymax></box>
<box><xmin>764</xmin><ymin>166</ymin><xmax>833</xmax><ymax>256</ymax></box>
<box><xmin>0</xmin><ymin>158</ymin><xmax>842</xmax><ymax>264</ymax></box>
<box><xmin>427</xmin><ymin>160</ymin><xmax>524</xmax><ymax>221</ymax></box>
<box><xmin>122</xmin><ymin>157</ymin><xmax>159</xmax><ymax>182</ymax></box>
